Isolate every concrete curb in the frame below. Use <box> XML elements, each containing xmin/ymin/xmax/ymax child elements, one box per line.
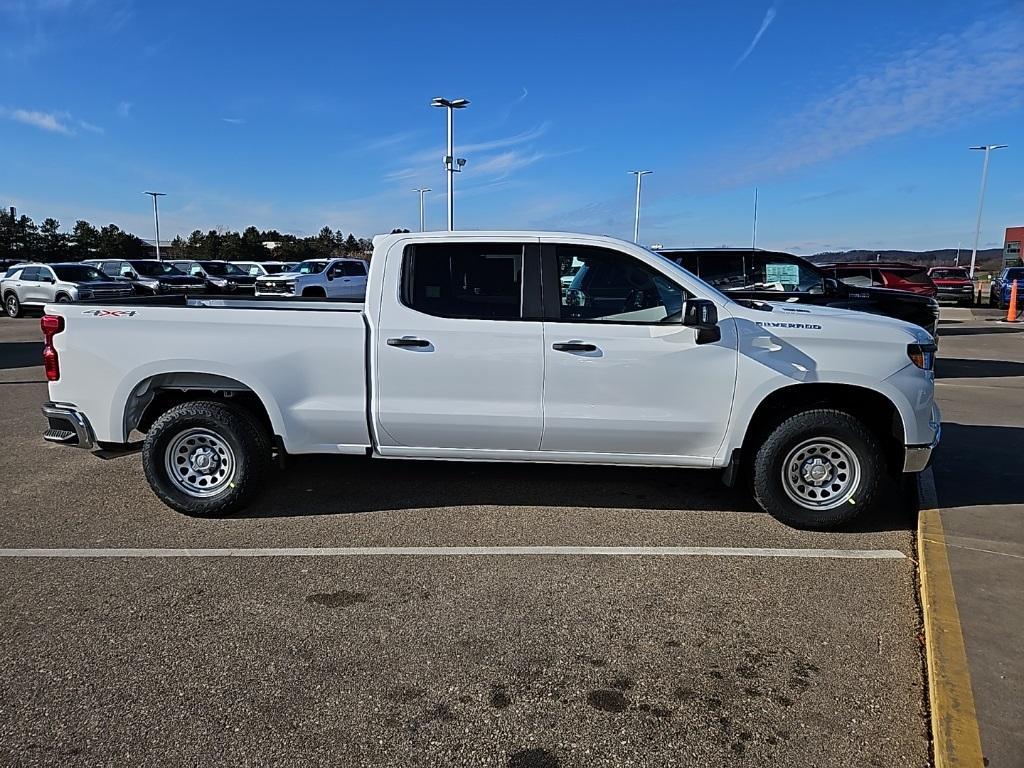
<box><xmin>917</xmin><ymin>468</ymin><xmax>985</xmax><ymax>767</ymax></box>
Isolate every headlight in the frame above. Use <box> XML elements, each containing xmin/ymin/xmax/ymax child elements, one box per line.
<box><xmin>210</xmin><ymin>277</ymin><xmax>228</xmax><ymax>287</ymax></box>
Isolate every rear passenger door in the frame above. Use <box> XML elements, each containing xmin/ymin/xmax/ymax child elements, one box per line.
<box><xmin>373</xmin><ymin>240</ymin><xmax>544</xmax><ymax>453</ymax></box>
<box><xmin>18</xmin><ymin>267</ymin><xmax>43</xmax><ymax>304</ymax></box>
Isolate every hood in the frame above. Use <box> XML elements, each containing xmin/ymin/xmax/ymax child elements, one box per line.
<box><xmin>730</xmin><ymin>299</ymin><xmax>928</xmax><ymax>341</ymax></box>
<box><xmin>256</xmin><ymin>272</ymin><xmax>301</xmax><ymax>281</ymax></box>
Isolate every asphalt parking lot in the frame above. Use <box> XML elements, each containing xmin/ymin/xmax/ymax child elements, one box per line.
<box><xmin>0</xmin><ymin>316</ymin><xmax>929</xmax><ymax>767</ymax></box>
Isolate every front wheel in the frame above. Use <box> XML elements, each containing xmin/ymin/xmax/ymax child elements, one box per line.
<box><xmin>752</xmin><ymin>409</ymin><xmax>883</xmax><ymax>529</ymax></box>
<box><xmin>142</xmin><ymin>400</ymin><xmax>271</xmax><ymax>516</ymax></box>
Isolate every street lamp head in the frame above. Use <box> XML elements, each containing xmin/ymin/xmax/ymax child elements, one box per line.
<box><xmin>628</xmin><ymin>170</ymin><xmax>652</xmax><ymax>176</ymax></box>
<box><xmin>969</xmin><ymin>145</ymin><xmax>1008</xmax><ymax>151</ymax></box>
<box><xmin>432</xmin><ymin>97</ymin><xmax>470</xmax><ymax>109</ymax></box>
<box><xmin>143</xmin><ymin>191</ymin><xmax>166</xmax><ymax>197</ymax></box>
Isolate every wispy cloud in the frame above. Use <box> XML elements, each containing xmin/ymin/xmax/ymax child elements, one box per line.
<box><xmin>734</xmin><ymin>5</ymin><xmax>777</xmax><ymax>69</ymax></box>
<box><xmin>716</xmin><ymin>12</ymin><xmax>1024</xmax><ymax>186</ymax></box>
<box><xmin>117</xmin><ymin>100</ymin><xmax>132</xmax><ymax>118</ymax></box>
<box><xmin>221</xmin><ymin>117</ymin><xmax>246</xmax><ymax>125</ymax></box>
<box><xmin>1</xmin><ymin>106</ymin><xmax>102</xmax><ymax>135</ymax></box>
<box><xmin>404</xmin><ymin>122</ymin><xmax>550</xmax><ymax>166</ymax></box>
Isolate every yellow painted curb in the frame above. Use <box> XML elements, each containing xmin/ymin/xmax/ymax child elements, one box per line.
<box><xmin>918</xmin><ymin>477</ymin><xmax>985</xmax><ymax>767</ymax></box>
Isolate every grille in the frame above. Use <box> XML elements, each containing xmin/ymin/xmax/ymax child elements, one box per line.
<box><xmin>259</xmin><ymin>282</ymin><xmax>294</xmax><ymax>295</ymax></box>
<box><xmin>90</xmin><ymin>288</ymin><xmax>133</xmax><ymax>299</ymax></box>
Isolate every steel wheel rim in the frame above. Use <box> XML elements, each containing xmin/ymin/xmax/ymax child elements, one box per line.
<box><xmin>164</xmin><ymin>427</ymin><xmax>236</xmax><ymax>498</ymax></box>
<box><xmin>780</xmin><ymin>437</ymin><xmax>860</xmax><ymax>511</ymax></box>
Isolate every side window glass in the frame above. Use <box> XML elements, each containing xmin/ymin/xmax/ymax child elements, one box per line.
<box><xmin>403</xmin><ymin>243</ymin><xmax>524</xmax><ymax>320</ymax></box>
<box><xmin>696</xmin><ymin>254</ymin><xmax>745</xmax><ymax>290</ymax></box>
<box><xmin>248</xmin><ymin>265</ymin><xmax>261</xmax><ymax>276</ymax></box>
<box><xmin>748</xmin><ymin>255</ymin><xmax>823</xmax><ymax>293</ymax></box>
<box><xmin>22</xmin><ymin>267</ymin><xmax>39</xmax><ymax>281</ymax></box>
<box><xmin>119</xmin><ymin>263</ymin><xmax>134</xmax><ymax>276</ymax></box>
<box><xmin>343</xmin><ymin>261</ymin><xmax>366</xmax><ymax>276</ymax></box>
<box><xmin>556</xmin><ymin>245</ymin><xmax>691</xmax><ymax>323</ymax></box>
<box><xmin>190</xmin><ymin>264</ymin><xmax>203</xmax><ymax>276</ymax></box>
<box><xmin>836</xmin><ymin>268</ymin><xmax>875</xmax><ymax>289</ymax></box>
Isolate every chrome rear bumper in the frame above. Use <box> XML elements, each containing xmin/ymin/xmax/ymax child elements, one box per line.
<box><xmin>41</xmin><ymin>402</ymin><xmax>95</xmax><ymax>449</ymax></box>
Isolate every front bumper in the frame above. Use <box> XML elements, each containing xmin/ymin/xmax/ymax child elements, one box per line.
<box><xmin>903</xmin><ymin>421</ymin><xmax>940</xmax><ymax>473</ymax></box>
<box><xmin>41</xmin><ymin>402</ymin><xmax>95</xmax><ymax>449</ymax></box>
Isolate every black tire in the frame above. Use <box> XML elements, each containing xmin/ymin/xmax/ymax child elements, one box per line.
<box><xmin>142</xmin><ymin>400</ymin><xmax>271</xmax><ymax>516</ymax></box>
<box><xmin>302</xmin><ymin>287</ymin><xmax>326</xmax><ymax>298</ymax></box>
<box><xmin>4</xmin><ymin>292</ymin><xmax>23</xmax><ymax>318</ymax></box>
<box><xmin>56</xmin><ymin>294</ymin><xmax>72</xmax><ymax>303</ymax></box>
<box><xmin>752</xmin><ymin>409</ymin><xmax>883</xmax><ymax>530</ymax></box>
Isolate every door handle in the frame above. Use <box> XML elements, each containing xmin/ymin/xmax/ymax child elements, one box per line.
<box><xmin>552</xmin><ymin>341</ymin><xmax>597</xmax><ymax>352</ymax></box>
<box><xmin>387</xmin><ymin>337</ymin><xmax>431</xmax><ymax>348</ymax></box>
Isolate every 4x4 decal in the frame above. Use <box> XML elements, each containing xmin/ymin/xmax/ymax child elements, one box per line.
<box><xmin>82</xmin><ymin>309</ymin><xmax>137</xmax><ymax>317</ymax></box>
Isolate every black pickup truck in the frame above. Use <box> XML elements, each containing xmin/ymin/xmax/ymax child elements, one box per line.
<box><xmin>656</xmin><ymin>248</ymin><xmax>939</xmax><ymax>338</ymax></box>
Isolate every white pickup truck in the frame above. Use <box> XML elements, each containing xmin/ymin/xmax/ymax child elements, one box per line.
<box><xmin>39</xmin><ymin>231</ymin><xmax>939</xmax><ymax>529</ymax></box>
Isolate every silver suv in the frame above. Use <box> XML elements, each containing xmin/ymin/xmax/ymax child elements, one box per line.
<box><xmin>2</xmin><ymin>262</ymin><xmax>133</xmax><ymax>318</ymax></box>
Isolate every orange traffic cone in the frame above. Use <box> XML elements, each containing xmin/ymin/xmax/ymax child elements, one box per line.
<box><xmin>1007</xmin><ymin>280</ymin><xmax>1020</xmax><ymax>322</ymax></box>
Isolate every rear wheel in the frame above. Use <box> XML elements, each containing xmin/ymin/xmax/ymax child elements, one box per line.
<box><xmin>142</xmin><ymin>400</ymin><xmax>271</xmax><ymax>516</ymax></box>
<box><xmin>4</xmin><ymin>293</ymin><xmax>23</xmax><ymax>318</ymax></box>
<box><xmin>752</xmin><ymin>409</ymin><xmax>883</xmax><ymax>529</ymax></box>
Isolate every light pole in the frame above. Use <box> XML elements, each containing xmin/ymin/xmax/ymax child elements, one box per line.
<box><xmin>967</xmin><ymin>144</ymin><xmax>1007</xmax><ymax>279</ymax></box>
<box><xmin>143</xmin><ymin>191</ymin><xmax>166</xmax><ymax>261</ymax></box>
<box><xmin>431</xmin><ymin>97</ymin><xmax>469</xmax><ymax>231</ymax></box>
<box><xmin>413</xmin><ymin>188</ymin><xmax>431</xmax><ymax>232</ymax></box>
<box><xmin>628</xmin><ymin>170</ymin><xmax>652</xmax><ymax>243</ymax></box>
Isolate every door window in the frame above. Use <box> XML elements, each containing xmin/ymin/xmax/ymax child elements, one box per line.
<box><xmin>557</xmin><ymin>245</ymin><xmax>689</xmax><ymax>323</ymax></box>
<box><xmin>833</xmin><ymin>267</ymin><xmax>879</xmax><ymax>288</ymax></box>
<box><xmin>20</xmin><ymin>267</ymin><xmax>40</xmax><ymax>281</ymax></box>
<box><xmin>342</xmin><ymin>261</ymin><xmax>367</xmax><ymax>276</ymax></box>
<box><xmin>402</xmin><ymin>243</ymin><xmax>524</xmax><ymax>320</ymax></box>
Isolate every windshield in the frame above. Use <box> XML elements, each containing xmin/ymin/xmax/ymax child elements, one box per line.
<box><xmin>202</xmin><ymin>262</ymin><xmax>247</xmax><ymax>276</ymax></box>
<box><xmin>53</xmin><ymin>265</ymin><xmax>108</xmax><ymax>282</ymax></box>
<box><xmin>262</xmin><ymin>264</ymin><xmax>289</xmax><ymax>274</ymax></box>
<box><xmin>930</xmin><ymin>269</ymin><xmax>969</xmax><ymax>279</ymax></box>
<box><xmin>1005</xmin><ymin>268</ymin><xmax>1024</xmax><ymax>280</ymax></box>
<box><xmin>131</xmin><ymin>261</ymin><xmax>186</xmax><ymax>277</ymax></box>
<box><xmin>296</xmin><ymin>260</ymin><xmax>328</xmax><ymax>275</ymax></box>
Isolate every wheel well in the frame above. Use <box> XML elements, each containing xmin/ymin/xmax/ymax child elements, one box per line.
<box><xmin>127</xmin><ymin>373</ymin><xmax>274</xmax><ymax>438</ymax></box>
<box><xmin>302</xmin><ymin>286</ymin><xmax>326</xmax><ymax>297</ymax></box>
<box><xmin>741</xmin><ymin>383</ymin><xmax>904</xmax><ymax>471</ymax></box>
<box><xmin>55</xmin><ymin>292</ymin><xmax>71</xmax><ymax>301</ymax></box>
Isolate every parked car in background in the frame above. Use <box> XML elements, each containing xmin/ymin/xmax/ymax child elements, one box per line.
<box><xmin>926</xmin><ymin>267</ymin><xmax>975</xmax><ymax>306</ymax></box>
<box><xmin>85</xmin><ymin>259</ymin><xmax>207</xmax><ymax>295</ymax></box>
<box><xmin>169</xmin><ymin>260</ymin><xmax>258</xmax><ymax>294</ymax></box>
<box><xmin>2</xmin><ymin>262</ymin><xmax>132</xmax><ymax>318</ymax></box>
<box><xmin>234</xmin><ymin>261</ymin><xmax>293</xmax><ymax>277</ymax></box>
<box><xmin>656</xmin><ymin>248</ymin><xmax>940</xmax><ymax>338</ymax></box>
<box><xmin>821</xmin><ymin>262</ymin><xmax>938</xmax><ymax>298</ymax></box>
<box><xmin>990</xmin><ymin>266</ymin><xmax>1024</xmax><ymax>309</ymax></box>
<box><xmin>254</xmin><ymin>257</ymin><xmax>368</xmax><ymax>298</ymax></box>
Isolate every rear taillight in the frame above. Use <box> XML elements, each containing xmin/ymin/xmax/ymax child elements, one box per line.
<box><xmin>41</xmin><ymin>314</ymin><xmax>65</xmax><ymax>381</ymax></box>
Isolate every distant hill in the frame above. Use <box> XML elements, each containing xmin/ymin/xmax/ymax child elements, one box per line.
<box><xmin>808</xmin><ymin>248</ymin><xmax>1006</xmax><ymax>275</ymax></box>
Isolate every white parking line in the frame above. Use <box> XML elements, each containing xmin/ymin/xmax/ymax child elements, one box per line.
<box><xmin>0</xmin><ymin>546</ymin><xmax>906</xmax><ymax>559</ymax></box>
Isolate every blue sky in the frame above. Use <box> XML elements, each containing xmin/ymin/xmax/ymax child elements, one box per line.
<box><xmin>1</xmin><ymin>0</ymin><xmax>1022</xmax><ymax>253</ymax></box>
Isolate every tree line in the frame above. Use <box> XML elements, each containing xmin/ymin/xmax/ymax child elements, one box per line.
<box><xmin>0</xmin><ymin>208</ymin><xmax>376</xmax><ymax>263</ymax></box>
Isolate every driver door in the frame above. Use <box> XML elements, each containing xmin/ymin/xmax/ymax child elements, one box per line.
<box><xmin>539</xmin><ymin>242</ymin><xmax>737</xmax><ymax>460</ymax></box>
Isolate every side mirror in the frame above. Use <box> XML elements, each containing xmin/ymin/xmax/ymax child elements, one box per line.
<box><xmin>125</xmin><ymin>271</ymin><xmax>138</xmax><ymax>280</ymax></box>
<box><xmin>683</xmin><ymin>299</ymin><xmax>721</xmax><ymax>344</ymax></box>
<box><xmin>326</xmin><ymin>269</ymin><xmax>335</xmax><ymax>281</ymax></box>
<box><xmin>824</xmin><ymin>277</ymin><xmax>840</xmax><ymax>295</ymax></box>
<box><xmin>683</xmin><ymin>298</ymin><xmax>718</xmax><ymax>329</ymax></box>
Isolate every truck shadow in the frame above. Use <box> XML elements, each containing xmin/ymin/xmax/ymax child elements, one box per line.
<box><xmin>238</xmin><ymin>456</ymin><xmax>915</xmax><ymax>533</ymax></box>
<box><xmin>936</xmin><ymin>358</ymin><xmax>1024</xmax><ymax>379</ymax></box>
<box><xmin>931</xmin><ymin>423</ymin><xmax>1024</xmax><ymax>509</ymax></box>
<box><xmin>0</xmin><ymin>341</ymin><xmax>43</xmax><ymax>370</ymax></box>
